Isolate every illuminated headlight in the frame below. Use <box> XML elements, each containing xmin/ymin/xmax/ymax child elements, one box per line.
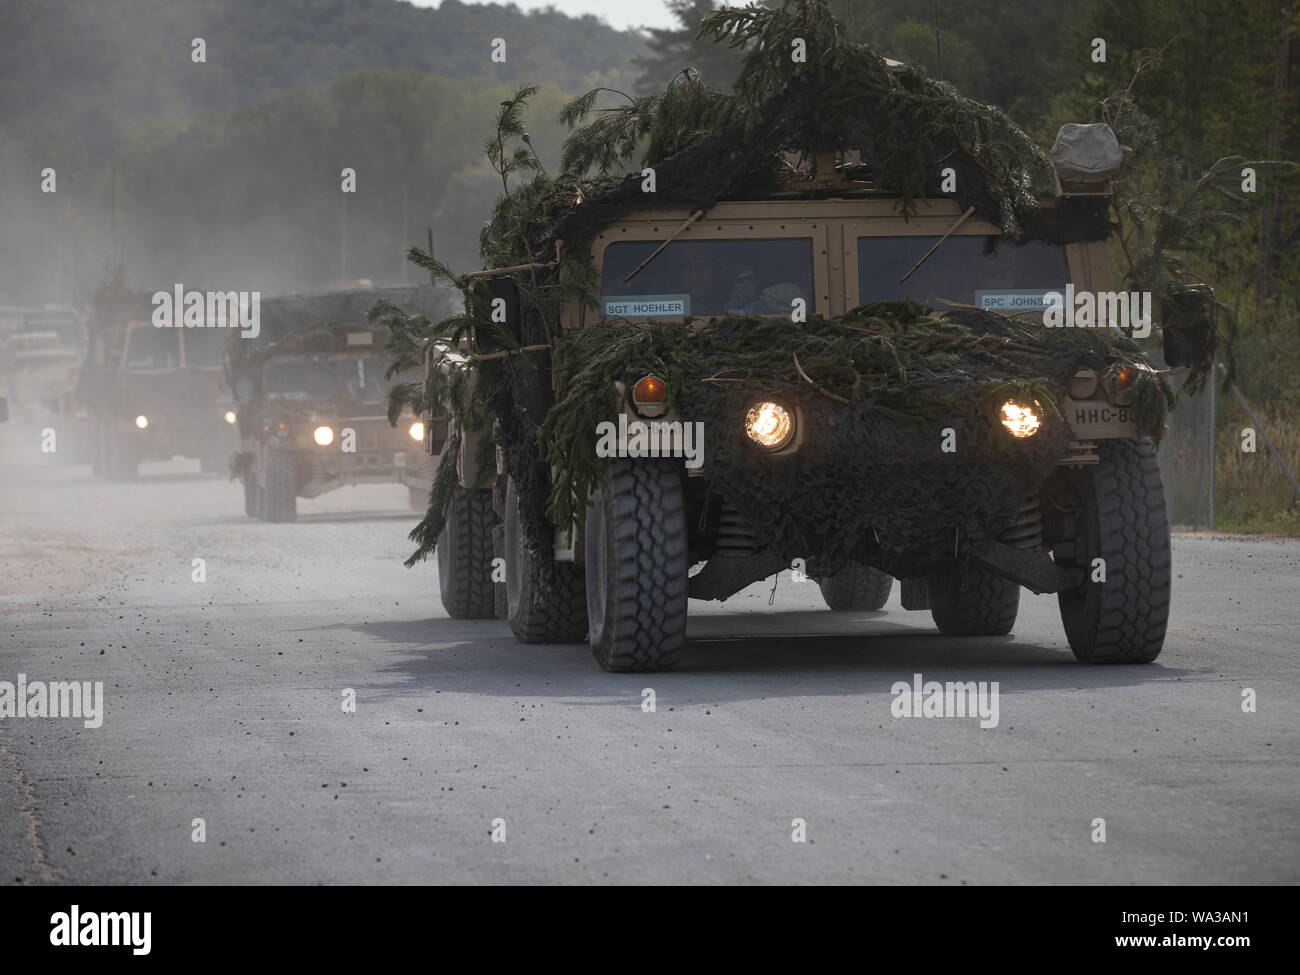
<box><xmin>744</xmin><ymin>401</ymin><xmax>794</xmax><ymax>450</ymax></box>
<box><xmin>224</xmin><ymin>410</ymin><xmax>237</xmax><ymax>425</ymax></box>
<box><xmin>1000</xmin><ymin>401</ymin><xmax>1041</xmax><ymax>438</ymax></box>
<box><xmin>134</xmin><ymin>415</ymin><xmax>148</xmax><ymax>430</ymax></box>
<box><xmin>408</xmin><ymin>420</ymin><xmax>424</xmax><ymax>442</ymax></box>
<box><xmin>313</xmin><ymin>425</ymin><xmax>334</xmax><ymax>446</ymax></box>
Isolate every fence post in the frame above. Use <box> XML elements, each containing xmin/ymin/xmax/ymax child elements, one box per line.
<box><xmin>1208</xmin><ymin>359</ymin><xmax>1216</xmax><ymax>530</ymax></box>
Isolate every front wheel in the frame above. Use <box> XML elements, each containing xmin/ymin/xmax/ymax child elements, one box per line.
<box><xmin>819</xmin><ymin>563</ymin><xmax>893</xmax><ymax>611</ymax></box>
<box><xmin>1057</xmin><ymin>438</ymin><xmax>1170</xmax><ymax>663</ymax></box>
<box><xmin>259</xmin><ymin>449</ymin><xmax>297</xmax><ymax>522</ymax></box>
<box><xmin>242</xmin><ymin>474</ymin><xmax>260</xmax><ymax>517</ymax></box>
<box><xmin>584</xmin><ymin>460</ymin><xmax>688</xmax><ymax>672</ymax></box>
<box><xmin>100</xmin><ymin>420</ymin><xmax>137</xmax><ymax>481</ymax></box>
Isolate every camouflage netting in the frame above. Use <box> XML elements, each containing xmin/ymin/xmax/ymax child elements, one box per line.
<box><xmin>539</xmin><ymin>302</ymin><xmax>1169</xmax><ymax>578</ymax></box>
<box><xmin>379</xmin><ymin>0</ymin><xmax>1190</xmax><ymax>569</ymax></box>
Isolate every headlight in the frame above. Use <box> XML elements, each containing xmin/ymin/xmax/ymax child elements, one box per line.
<box><xmin>313</xmin><ymin>425</ymin><xmax>334</xmax><ymax>446</ymax></box>
<box><xmin>1000</xmin><ymin>401</ymin><xmax>1041</xmax><ymax>438</ymax></box>
<box><xmin>134</xmin><ymin>415</ymin><xmax>148</xmax><ymax>429</ymax></box>
<box><xmin>408</xmin><ymin>420</ymin><xmax>424</xmax><ymax>442</ymax></box>
<box><xmin>744</xmin><ymin>400</ymin><xmax>794</xmax><ymax>450</ymax></box>
<box><xmin>224</xmin><ymin>410</ymin><xmax>237</xmax><ymax>425</ymax></box>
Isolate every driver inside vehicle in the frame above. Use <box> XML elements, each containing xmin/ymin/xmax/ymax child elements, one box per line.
<box><xmin>680</xmin><ymin>256</ymin><xmax>725</xmax><ymax>312</ymax></box>
<box><xmin>725</xmin><ymin>267</ymin><xmax>761</xmax><ymax>314</ymax></box>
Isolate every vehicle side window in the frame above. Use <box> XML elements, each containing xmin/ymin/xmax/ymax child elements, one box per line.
<box><xmin>856</xmin><ymin>236</ymin><xmax>1068</xmax><ymax>312</ymax></box>
<box><xmin>600</xmin><ymin>238</ymin><xmax>815</xmax><ymax>318</ymax></box>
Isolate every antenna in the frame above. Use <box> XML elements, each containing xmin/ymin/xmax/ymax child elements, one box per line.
<box><xmin>933</xmin><ymin>0</ymin><xmax>943</xmax><ymax>81</ymax></box>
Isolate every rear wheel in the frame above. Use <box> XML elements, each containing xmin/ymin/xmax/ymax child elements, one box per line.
<box><xmin>504</xmin><ymin>477</ymin><xmax>587</xmax><ymax>643</ymax></box>
<box><xmin>584</xmin><ymin>460</ymin><xmax>688</xmax><ymax>672</ymax></box>
<box><xmin>260</xmin><ymin>449</ymin><xmax>297</xmax><ymax>523</ymax></box>
<box><xmin>819</xmin><ymin>564</ymin><xmax>893</xmax><ymax>611</ymax></box>
<box><xmin>1057</xmin><ymin>438</ymin><xmax>1170</xmax><ymax>663</ymax></box>
<box><xmin>928</xmin><ymin>563</ymin><xmax>1019</xmax><ymax>636</ymax></box>
<box><xmin>436</xmin><ymin>482</ymin><xmax>498</xmax><ymax>619</ymax></box>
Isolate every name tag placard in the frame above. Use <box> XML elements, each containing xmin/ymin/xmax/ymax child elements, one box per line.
<box><xmin>975</xmin><ymin>289</ymin><xmax>1059</xmax><ymax>313</ymax></box>
<box><xmin>601</xmin><ymin>294</ymin><xmax>691</xmax><ymax>319</ymax></box>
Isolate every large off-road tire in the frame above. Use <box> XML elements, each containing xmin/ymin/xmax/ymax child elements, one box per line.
<box><xmin>928</xmin><ymin>563</ymin><xmax>1019</xmax><ymax>636</ymax></box>
<box><xmin>819</xmin><ymin>563</ymin><xmax>893</xmax><ymax>611</ymax></box>
<box><xmin>259</xmin><ymin>449</ymin><xmax>297</xmax><ymax>523</ymax></box>
<box><xmin>1058</xmin><ymin>437</ymin><xmax>1170</xmax><ymax>664</ymax></box>
<box><xmin>436</xmin><ymin>482</ymin><xmax>498</xmax><ymax>619</ymax></box>
<box><xmin>584</xmin><ymin>460</ymin><xmax>688</xmax><ymax>672</ymax></box>
<box><xmin>242</xmin><ymin>474</ymin><xmax>260</xmax><ymax>517</ymax></box>
<box><xmin>504</xmin><ymin>477</ymin><xmax>587</xmax><ymax>643</ymax></box>
<box><xmin>100</xmin><ymin>421</ymin><xmax>137</xmax><ymax>481</ymax></box>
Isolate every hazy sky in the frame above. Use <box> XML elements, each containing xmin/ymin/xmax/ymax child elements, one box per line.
<box><xmin>408</xmin><ymin>0</ymin><xmax>676</xmax><ymax>32</ymax></box>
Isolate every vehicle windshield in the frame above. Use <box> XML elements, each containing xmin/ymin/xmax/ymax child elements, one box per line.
<box><xmin>182</xmin><ymin>327</ymin><xmax>228</xmax><ymax>367</ymax></box>
<box><xmin>123</xmin><ymin>326</ymin><xmax>181</xmax><ymax>369</ymax></box>
<box><xmin>261</xmin><ymin>355</ymin><xmax>397</xmax><ymax>401</ymax></box>
<box><xmin>856</xmin><ymin>236</ymin><xmax>1068</xmax><ymax>312</ymax></box>
<box><xmin>5</xmin><ymin>333</ymin><xmax>77</xmax><ymax>361</ymax></box>
<box><xmin>23</xmin><ymin>318</ymin><xmax>82</xmax><ymax>350</ymax></box>
<box><xmin>600</xmin><ymin>238</ymin><xmax>815</xmax><ymax>318</ymax></box>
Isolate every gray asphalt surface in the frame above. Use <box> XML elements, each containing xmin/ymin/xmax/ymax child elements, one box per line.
<box><xmin>2</xmin><ymin>424</ymin><xmax>1298</xmax><ymax>885</ymax></box>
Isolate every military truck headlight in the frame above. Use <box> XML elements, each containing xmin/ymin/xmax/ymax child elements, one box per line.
<box><xmin>134</xmin><ymin>415</ymin><xmax>148</xmax><ymax>430</ymax></box>
<box><xmin>224</xmin><ymin>410</ymin><xmax>237</xmax><ymax>425</ymax></box>
<box><xmin>409</xmin><ymin>421</ymin><xmax>424</xmax><ymax>441</ymax></box>
<box><xmin>1000</xmin><ymin>401</ymin><xmax>1041</xmax><ymax>438</ymax></box>
<box><xmin>745</xmin><ymin>400</ymin><xmax>794</xmax><ymax>450</ymax></box>
<box><xmin>313</xmin><ymin>425</ymin><xmax>334</xmax><ymax>446</ymax></box>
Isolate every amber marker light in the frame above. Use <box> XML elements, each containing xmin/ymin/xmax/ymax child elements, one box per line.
<box><xmin>632</xmin><ymin>375</ymin><xmax>667</xmax><ymax>417</ymax></box>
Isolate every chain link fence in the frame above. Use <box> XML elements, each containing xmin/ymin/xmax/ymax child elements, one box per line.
<box><xmin>1159</xmin><ymin>330</ymin><xmax>1300</xmax><ymax>534</ymax></box>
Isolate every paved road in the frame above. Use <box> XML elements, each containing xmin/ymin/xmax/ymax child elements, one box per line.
<box><xmin>2</xmin><ymin>424</ymin><xmax>1297</xmax><ymax>885</ymax></box>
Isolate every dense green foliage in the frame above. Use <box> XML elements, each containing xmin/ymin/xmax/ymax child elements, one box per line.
<box><xmin>0</xmin><ymin>0</ymin><xmax>645</xmax><ymax>304</ymax></box>
<box><xmin>1</xmin><ymin>0</ymin><xmax>645</xmax><ymax>160</ymax></box>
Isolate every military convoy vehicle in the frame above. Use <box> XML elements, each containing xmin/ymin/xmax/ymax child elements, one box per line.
<box><xmin>227</xmin><ymin>287</ymin><xmax>451</xmax><ymax>522</ymax></box>
<box><xmin>1</xmin><ymin>330</ymin><xmax>80</xmax><ymax>419</ymax></box>
<box><xmin>401</xmin><ymin>2</ymin><xmax>1208</xmax><ymax>672</ymax></box>
<box><xmin>79</xmin><ymin>308</ymin><xmax>238</xmax><ymax>479</ymax></box>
